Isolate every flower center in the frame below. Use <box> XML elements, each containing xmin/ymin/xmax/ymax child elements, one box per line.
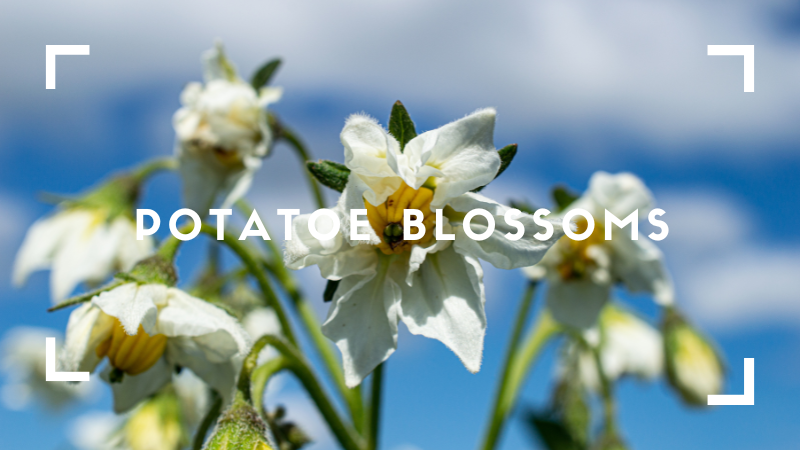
<box><xmin>556</xmin><ymin>217</ymin><xmax>606</xmax><ymax>280</ymax></box>
<box><xmin>95</xmin><ymin>319</ymin><xmax>168</xmax><ymax>376</ymax></box>
<box><xmin>365</xmin><ymin>182</ymin><xmax>435</xmax><ymax>255</ymax></box>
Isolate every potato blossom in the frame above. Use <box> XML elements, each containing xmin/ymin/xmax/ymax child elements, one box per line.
<box><xmin>173</xmin><ymin>42</ymin><xmax>282</xmax><ymax>212</ymax></box>
<box><xmin>525</xmin><ymin>172</ymin><xmax>674</xmax><ymax>329</ymax></box>
<box><xmin>286</xmin><ymin>108</ymin><xmax>563</xmax><ymax>387</ymax></box>
<box><xmin>61</xmin><ymin>282</ymin><xmax>251</xmax><ymax>412</ymax></box>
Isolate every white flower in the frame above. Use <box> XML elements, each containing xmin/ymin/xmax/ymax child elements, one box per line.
<box><xmin>173</xmin><ymin>42</ymin><xmax>282</xmax><ymax>212</ymax></box>
<box><xmin>13</xmin><ymin>209</ymin><xmax>152</xmax><ymax>302</ymax></box>
<box><xmin>0</xmin><ymin>326</ymin><xmax>95</xmax><ymax>410</ymax></box>
<box><xmin>525</xmin><ymin>171</ymin><xmax>674</xmax><ymax>329</ymax></box>
<box><xmin>286</xmin><ymin>109</ymin><xmax>562</xmax><ymax>387</ymax></box>
<box><xmin>61</xmin><ymin>282</ymin><xmax>251</xmax><ymax>412</ymax></box>
<box><xmin>568</xmin><ymin>304</ymin><xmax>663</xmax><ymax>391</ymax></box>
<box><xmin>242</xmin><ymin>306</ymin><xmax>282</xmax><ymax>367</ymax></box>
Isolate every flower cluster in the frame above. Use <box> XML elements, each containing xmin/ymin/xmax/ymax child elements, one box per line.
<box><xmin>6</xmin><ymin>42</ymin><xmax>726</xmax><ymax>450</ymax></box>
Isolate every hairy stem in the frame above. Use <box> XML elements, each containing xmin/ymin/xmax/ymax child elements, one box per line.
<box><xmin>479</xmin><ymin>304</ymin><xmax>560</xmax><ymax>450</ymax></box>
<box><xmin>198</xmin><ymin>224</ymin><xmax>298</xmax><ymax>345</ymax></box>
<box><xmin>192</xmin><ymin>390</ymin><xmax>222</xmax><ymax>450</ymax></box>
<box><xmin>250</xmin><ymin>335</ymin><xmax>364</xmax><ymax>450</ymax></box>
<box><xmin>269</xmin><ymin>114</ymin><xmax>326</xmax><ymax>210</ymax></box>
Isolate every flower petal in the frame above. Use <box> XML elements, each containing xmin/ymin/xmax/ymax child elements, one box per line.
<box><xmin>284</xmin><ymin>208</ymin><xmax>378</xmax><ymax>280</ymax></box>
<box><xmin>92</xmin><ymin>283</ymin><xmax>166</xmax><ymax>336</ymax></box>
<box><xmin>546</xmin><ymin>278</ymin><xmax>611</xmax><ymax>329</ymax></box>
<box><xmin>341</xmin><ymin>114</ymin><xmax>400</xmax><ymax>180</ymax></box>
<box><xmin>583</xmin><ymin>171</ymin><xmax>653</xmax><ymax>219</ymax></box>
<box><xmin>395</xmin><ymin>245</ymin><xmax>486</xmax><ymax>373</ymax></box>
<box><xmin>12</xmin><ymin>212</ymin><xmax>77</xmax><ymax>289</ymax></box>
<box><xmin>102</xmin><ymin>358</ymin><xmax>171</xmax><ymax>413</ymax></box>
<box><xmin>158</xmin><ymin>289</ymin><xmax>250</xmax><ymax>360</ymax></box>
<box><xmin>448</xmin><ymin>193</ymin><xmax>564</xmax><ymax>270</ymax></box>
<box><xmin>61</xmin><ymin>304</ymin><xmax>115</xmax><ymax>373</ymax></box>
<box><xmin>610</xmin><ymin>234</ymin><xmax>674</xmax><ymax>306</ymax></box>
<box><xmin>403</xmin><ymin>108</ymin><xmax>499</xmax><ymax>207</ymax></box>
<box><xmin>321</xmin><ymin>264</ymin><xmax>400</xmax><ymax>388</ymax></box>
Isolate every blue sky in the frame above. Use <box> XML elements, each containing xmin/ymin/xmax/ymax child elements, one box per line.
<box><xmin>1</xmin><ymin>1</ymin><xmax>799</xmax><ymax>449</ymax></box>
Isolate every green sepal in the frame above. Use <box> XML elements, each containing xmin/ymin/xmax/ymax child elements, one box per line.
<box><xmin>552</xmin><ymin>185</ymin><xmax>580</xmax><ymax>212</ymax></box>
<box><xmin>472</xmin><ymin>144</ymin><xmax>517</xmax><ymax>192</ymax></box>
<box><xmin>388</xmin><ymin>101</ymin><xmax>417</xmax><ymax>152</ymax></box>
<box><xmin>306</xmin><ymin>160</ymin><xmax>350</xmax><ymax>193</ymax></box>
<box><xmin>323</xmin><ymin>280</ymin><xmax>340</xmax><ymax>303</ymax></box>
<box><xmin>251</xmin><ymin>58</ymin><xmax>282</xmax><ymax>90</ymax></box>
<box><xmin>47</xmin><ymin>279</ymin><xmax>126</xmax><ymax>312</ymax></box>
<box><xmin>525</xmin><ymin>409</ymin><xmax>586</xmax><ymax>450</ymax></box>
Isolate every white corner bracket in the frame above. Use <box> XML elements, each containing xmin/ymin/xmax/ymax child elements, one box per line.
<box><xmin>45</xmin><ymin>337</ymin><xmax>89</xmax><ymax>382</ymax></box>
<box><xmin>707</xmin><ymin>45</ymin><xmax>754</xmax><ymax>93</ymax></box>
<box><xmin>708</xmin><ymin>358</ymin><xmax>754</xmax><ymax>406</ymax></box>
<box><xmin>45</xmin><ymin>45</ymin><xmax>90</xmax><ymax>89</ymax></box>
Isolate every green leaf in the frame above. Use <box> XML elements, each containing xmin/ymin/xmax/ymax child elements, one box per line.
<box><xmin>306</xmin><ymin>160</ymin><xmax>350</xmax><ymax>193</ymax></box>
<box><xmin>323</xmin><ymin>280</ymin><xmax>340</xmax><ymax>303</ymax></box>
<box><xmin>388</xmin><ymin>101</ymin><xmax>417</xmax><ymax>152</ymax></box>
<box><xmin>250</xmin><ymin>58</ymin><xmax>282</xmax><ymax>90</ymax></box>
<box><xmin>525</xmin><ymin>410</ymin><xmax>585</xmax><ymax>450</ymax></box>
<box><xmin>552</xmin><ymin>185</ymin><xmax>580</xmax><ymax>212</ymax></box>
<box><xmin>495</xmin><ymin>143</ymin><xmax>517</xmax><ymax>179</ymax></box>
<box><xmin>472</xmin><ymin>143</ymin><xmax>517</xmax><ymax>192</ymax></box>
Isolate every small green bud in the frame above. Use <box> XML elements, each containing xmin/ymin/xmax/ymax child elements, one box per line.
<box><xmin>204</xmin><ymin>395</ymin><xmax>275</xmax><ymax>450</ymax></box>
<box><xmin>662</xmin><ymin>309</ymin><xmax>724</xmax><ymax>406</ymax></box>
<box><xmin>124</xmin><ymin>255</ymin><xmax>179</xmax><ymax>287</ymax></box>
<box><xmin>267</xmin><ymin>405</ymin><xmax>312</xmax><ymax>450</ymax></box>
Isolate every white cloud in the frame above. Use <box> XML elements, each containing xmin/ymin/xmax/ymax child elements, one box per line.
<box><xmin>657</xmin><ymin>190</ymin><xmax>800</xmax><ymax>330</ymax></box>
<box><xmin>1</xmin><ymin>0</ymin><xmax>800</xmax><ymax>156</ymax></box>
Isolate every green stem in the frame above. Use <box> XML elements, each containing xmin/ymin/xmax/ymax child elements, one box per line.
<box><xmin>251</xmin><ymin>357</ymin><xmax>290</xmax><ymax>416</ymax></box>
<box><xmin>366</xmin><ymin>363</ymin><xmax>384</xmax><ymax>450</ymax></box>
<box><xmin>198</xmin><ymin>224</ymin><xmax>298</xmax><ymax>345</ymax></box>
<box><xmin>479</xmin><ymin>282</ymin><xmax>539</xmax><ymax>450</ymax></box>
<box><xmin>132</xmin><ymin>156</ymin><xmax>178</xmax><ymax>181</ymax></box>
<box><xmin>193</xmin><ymin>390</ymin><xmax>222</xmax><ymax>450</ymax></box>
<box><xmin>591</xmin><ymin>345</ymin><xmax>617</xmax><ymax>435</ymax></box>
<box><xmin>251</xmin><ymin>335</ymin><xmax>364</xmax><ymax>450</ymax></box>
<box><xmin>236</xmin><ymin>199</ymin><xmax>365</xmax><ymax>430</ymax></box>
<box><xmin>269</xmin><ymin>114</ymin><xmax>326</xmax><ymax>209</ymax></box>
<box><xmin>479</xmin><ymin>308</ymin><xmax>560</xmax><ymax>450</ymax></box>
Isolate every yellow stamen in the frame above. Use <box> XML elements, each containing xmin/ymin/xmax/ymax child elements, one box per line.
<box><xmin>366</xmin><ymin>182</ymin><xmax>435</xmax><ymax>255</ymax></box>
<box><xmin>556</xmin><ymin>217</ymin><xmax>606</xmax><ymax>280</ymax></box>
<box><xmin>96</xmin><ymin>319</ymin><xmax>168</xmax><ymax>376</ymax></box>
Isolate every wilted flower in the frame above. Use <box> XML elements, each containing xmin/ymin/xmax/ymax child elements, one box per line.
<box><xmin>1</xmin><ymin>326</ymin><xmax>94</xmax><ymax>410</ymax></box>
<box><xmin>568</xmin><ymin>304</ymin><xmax>663</xmax><ymax>391</ymax></box>
<box><xmin>61</xmin><ymin>280</ymin><xmax>251</xmax><ymax>412</ymax></box>
<box><xmin>663</xmin><ymin>309</ymin><xmax>724</xmax><ymax>406</ymax></box>
<box><xmin>13</xmin><ymin>176</ymin><xmax>153</xmax><ymax>302</ymax></box>
<box><xmin>286</xmin><ymin>108</ymin><xmax>562</xmax><ymax>387</ymax></box>
<box><xmin>174</xmin><ymin>42</ymin><xmax>282</xmax><ymax>212</ymax></box>
<box><xmin>525</xmin><ymin>172</ymin><xmax>674</xmax><ymax>329</ymax></box>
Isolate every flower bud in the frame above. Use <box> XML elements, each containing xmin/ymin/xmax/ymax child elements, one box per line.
<box><xmin>204</xmin><ymin>395</ymin><xmax>275</xmax><ymax>450</ymax></box>
<box><xmin>125</xmin><ymin>389</ymin><xmax>187</xmax><ymax>450</ymax></box>
<box><xmin>662</xmin><ymin>309</ymin><xmax>724</xmax><ymax>406</ymax></box>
